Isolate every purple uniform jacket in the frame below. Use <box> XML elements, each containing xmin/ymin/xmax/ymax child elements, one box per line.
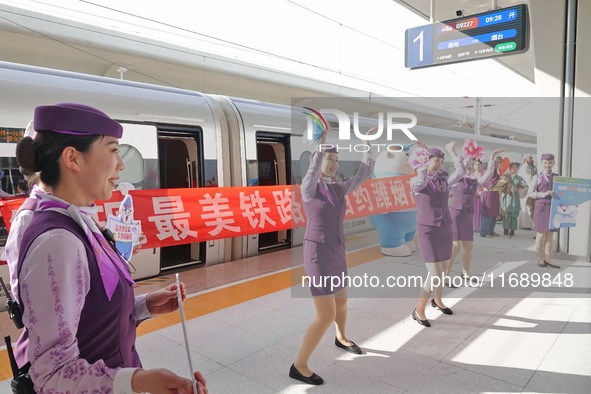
<box><xmin>302</xmin><ymin>150</ymin><xmax>373</xmax><ymax>244</ymax></box>
<box><xmin>412</xmin><ymin>157</ymin><xmax>465</xmax><ymax>226</ymax></box>
<box><xmin>303</xmin><ymin>181</ymin><xmax>347</xmax><ymax>244</ymax></box>
<box><xmin>480</xmin><ymin>170</ymin><xmax>501</xmax><ymax>216</ymax></box>
<box><xmin>532</xmin><ymin>172</ymin><xmax>556</xmax><ymax>205</ymax></box>
<box><xmin>449</xmin><ymin>177</ymin><xmax>478</xmax><ymax>212</ymax></box>
<box><xmin>529</xmin><ymin>172</ymin><xmax>558</xmax><ymax>233</ymax></box>
<box><xmin>415</xmin><ymin>171</ymin><xmax>454</xmax><ymax>226</ymax></box>
<box><xmin>450</xmin><ymin>160</ymin><xmax>494</xmax><ymax>212</ymax></box>
<box><xmin>16</xmin><ymin>210</ymin><xmax>141</xmax><ymax>372</ymax></box>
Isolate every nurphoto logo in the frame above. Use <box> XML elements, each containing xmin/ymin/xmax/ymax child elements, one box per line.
<box><xmin>305</xmin><ymin>108</ymin><xmax>418</xmax><ymax>153</ymax></box>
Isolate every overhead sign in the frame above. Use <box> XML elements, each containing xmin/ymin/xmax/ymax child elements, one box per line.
<box><xmin>405</xmin><ymin>4</ymin><xmax>529</xmax><ymax>69</ymax></box>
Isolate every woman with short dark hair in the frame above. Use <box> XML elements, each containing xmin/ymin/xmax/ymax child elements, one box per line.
<box><xmin>409</xmin><ymin>141</ymin><xmax>464</xmax><ymax>327</ymax></box>
<box><xmin>446</xmin><ymin>141</ymin><xmax>504</xmax><ymax>283</ymax></box>
<box><xmin>290</xmin><ymin>126</ymin><xmax>373</xmax><ymax>385</ymax></box>
<box><xmin>528</xmin><ymin>153</ymin><xmax>560</xmax><ymax>268</ymax></box>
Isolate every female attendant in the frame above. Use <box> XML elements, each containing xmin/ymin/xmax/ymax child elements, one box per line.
<box><xmin>290</xmin><ymin>129</ymin><xmax>373</xmax><ymax>385</ymax></box>
<box><xmin>5</xmin><ymin>173</ymin><xmax>50</xmax><ymax>315</ymax></box>
<box><xmin>446</xmin><ymin>143</ymin><xmax>504</xmax><ymax>283</ymax></box>
<box><xmin>501</xmin><ymin>162</ymin><xmax>528</xmax><ymax>236</ymax></box>
<box><xmin>410</xmin><ymin>141</ymin><xmax>465</xmax><ymax>327</ymax></box>
<box><xmin>527</xmin><ymin>153</ymin><xmax>560</xmax><ymax>268</ymax></box>
<box><xmin>5</xmin><ymin>122</ymin><xmax>51</xmax><ymax>310</ymax></box>
<box><xmin>519</xmin><ymin>154</ymin><xmax>537</xmax><ymax>229</ymax></box>
<box><xmin>13</xmin><ymin>103</ymin><xmax>207</xmax><ymax>393</ymax></box>
<box><xmin>472</xmin><ymin>159</ymin><xmax>484</xmax><ymax>232</ymax></box>
<box><xmin>479</xmin><ymin>156</ymin><xmax>504</xmax><ymax>238</ymax></box>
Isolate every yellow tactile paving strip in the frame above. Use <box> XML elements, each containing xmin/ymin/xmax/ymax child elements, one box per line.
<box><xmin>0</xmin><ymin>245</ymin><xmax>382</xmax><ymax>381</ymax></box>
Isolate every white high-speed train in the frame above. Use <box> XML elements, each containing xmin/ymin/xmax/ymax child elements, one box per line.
<box><xmin>0</xmin><ymin>61</ymin><xmax>536</xmax><ymax>285</ymax></box>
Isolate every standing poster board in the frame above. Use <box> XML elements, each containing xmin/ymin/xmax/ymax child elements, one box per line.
<box><xmin>549</xmin><ymin>176</ymin><xmax>591</xmax><ymax>229</ymax></box>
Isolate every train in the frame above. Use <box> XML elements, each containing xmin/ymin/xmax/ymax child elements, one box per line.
<box><xmin>0</xmin><ymin>61</ymin><xmax>536</xmax><ymax>292</ymax></box>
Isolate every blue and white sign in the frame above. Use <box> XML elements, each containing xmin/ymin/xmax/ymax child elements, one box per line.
<box><xmin>405</xmin><ymin>4</ymin><xmax>528</xmax><ymax>69</ymax></box>
<box><xmin>549</xmin><ymin>176</ymin><xmax>591</xmax><ymax>230</ymax></box>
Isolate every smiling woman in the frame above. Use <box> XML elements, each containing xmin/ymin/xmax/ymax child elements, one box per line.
<box><xmin>290</xmin><ymin>127</ymin><xmax>374</xmax><ymax>385</ymax></box>
<box><xmin>9</xmin><ymin>103</ymin><xmax>208</xmax><ymax>394</ymax></box>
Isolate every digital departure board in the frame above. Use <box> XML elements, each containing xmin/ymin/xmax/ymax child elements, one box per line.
<box><xmin>405</xmin><ymin>4</ymin><xmax>528</xmax><ymax>69</ymax></box>
<box><xmin>0</xmin><ymin>128</ymin><xmax>25</xmax><ymax>143</ymax></box>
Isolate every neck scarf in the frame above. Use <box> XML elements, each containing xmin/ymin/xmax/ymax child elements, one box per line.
<box><xmin>318</xmin><ymin>179</ymin><xmax>336</xmax><ymax>205</ymax></box>
<box><xmin>38</xmin><ymin>198</ymin><xmax>135</xmax><ymax>301</ymax></box>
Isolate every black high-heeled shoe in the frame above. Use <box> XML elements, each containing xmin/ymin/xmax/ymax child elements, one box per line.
<box><xmin>431</xmin><ymin>299</ymin><xmax>453</xmax><ymax>315</ymax></box>
<box><xmin>289</xmin><ymin>364</ymin><xmax>324</xmax><ymax>385</ymax></box>
<box><xmin>412</xmin><ymin>309</ymin><xmax>431</xmax><ymax>327</ymax></box>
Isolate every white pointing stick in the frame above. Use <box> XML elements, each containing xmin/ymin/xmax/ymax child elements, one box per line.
<box><xmin>176</xmin><ymin>273</ymin><xmax>198</xmax><ymax>394</ymax></box>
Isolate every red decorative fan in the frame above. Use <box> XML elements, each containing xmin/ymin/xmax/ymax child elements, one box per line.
<box><xmin>498</xmin><ymin>157</ymin><xmax>511</xmax><ymax>175</ymax></box>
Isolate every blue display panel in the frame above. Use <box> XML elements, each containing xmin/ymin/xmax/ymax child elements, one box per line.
<box><xmin>405</xmin><ymin>4</ymin><xmax>528</xmax><ymax>69</ymax></box>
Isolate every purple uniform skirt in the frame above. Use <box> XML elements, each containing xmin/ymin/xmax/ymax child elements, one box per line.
<box><xmin>417</xmin><ymin>223</ymin><xmax>452</xmax><ymax>263</ymax></box>
<box><xmin>533</xmin><ymin>200</ymin><xmax>558</xmax><ymax>233</ymax></box>
<box><xmin>473</xmin><ymin>195</ymin><xmax>482</xmax><ymax>231</ymax></box>
<box><xmin>450</xmin><ymin>208</ymin><xmax>474</xmax><ymax>241</ymax></box>
<box><xmin>303</xmin><ymin>240</ymin><xmax>347</xmax><ymax>296</ymax></box>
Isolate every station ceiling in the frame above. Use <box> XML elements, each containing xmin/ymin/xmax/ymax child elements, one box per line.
<box><xmin>0</xmin><ymin>2</ymin><xmax>537</xmax><ymax>144</ymax></box>
<box><xmin>393</xmin><ymin>0</ymin><xmax>534</xmax><ymax>81</ymax></box>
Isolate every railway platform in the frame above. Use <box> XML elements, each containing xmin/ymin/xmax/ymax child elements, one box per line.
<box><xmin>1</xmin><ymin>228</ymin><xmax>590</xmax><ymax>393</ymax></box>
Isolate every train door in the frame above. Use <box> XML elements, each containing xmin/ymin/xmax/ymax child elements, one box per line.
<box><xmin>255</xmin><ymin>133</ymin><xmax>290</xmax><ymax>252</ymax></box>
<box><xmin>158</xmin><ymin>127</ymin><xmax>205</xmax><ymax>271</ymax></box>
<box><xmin>110</xmin><ymin>123</ymin><xmax>160</xmax><ymax>280</ymax></box>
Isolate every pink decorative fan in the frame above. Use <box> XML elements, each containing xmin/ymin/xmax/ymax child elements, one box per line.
<box><xmin>409</xmin><ymin>147</ymin><xmax>430</xmax><ymax>170</ymax></box>
<box><xmin>463</xmin><ymin>139</ymin><xmax>484</xmax><ymax>159</ymax></box>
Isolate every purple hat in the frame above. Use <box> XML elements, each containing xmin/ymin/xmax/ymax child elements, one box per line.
<box><xmin>541</xmin><ymin>153</ymin><xmax>554</xmax><ymax>161</ymax></box>
<box><xmin>34</xmin><ymin>103</ymin><xmax>123</xmax><ymax>138</ymax></box>
<box><xmin>427</xmin><ymin>147</ymin><xmax>444</xmax><ymax>159</ymax></box>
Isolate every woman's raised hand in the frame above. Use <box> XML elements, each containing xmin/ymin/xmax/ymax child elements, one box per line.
<box><xmin>490</xmin><ymin>147</ymin><xmax>505</xmax><ymax>161</ymax></box>
<box><xmin>362</xmin><ymin>126</ymin><xmax>379</xmax><ymax>146</ymax></box>
<box><xmin>445</xmin><ymin>141</ymin><xmax>458</xmax><ymax>157</ymax></box>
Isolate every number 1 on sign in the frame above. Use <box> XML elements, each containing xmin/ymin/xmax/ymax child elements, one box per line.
<box><xmin>413</xmin><ymin>30</ymin><xmax>424</xmax><ymax>61</ymax></box>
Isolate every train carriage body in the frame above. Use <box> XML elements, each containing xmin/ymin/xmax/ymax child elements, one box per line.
<box><xmin>0</xmin><ymin>61</ymin><xmax>536</xmax><ymax>305</ymax></box>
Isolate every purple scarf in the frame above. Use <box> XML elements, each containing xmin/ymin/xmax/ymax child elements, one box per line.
<box><xmin>37</xmin><ymin>199</ymin><xmax>135</xmax><ymax>300</ymax></box>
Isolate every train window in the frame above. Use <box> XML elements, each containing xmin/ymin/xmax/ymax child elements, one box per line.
<box><xmin>246</xmin><ymin>160</ymin><xmax>259</xmax><ymax>186</ymax></box>
<box><xmin>258</xmin><ymin>161</ymin><xmax>275</xmax><ymax>181</ymax></box>
<box><xmin>119</xmin><ymin>144</ymin><xmax>145</xmax><ymax>190</ymax></box>
<box><xmin>0</xmin><ymin>167</ymin><xmax>23</xmax><ymax>195</ymax></box>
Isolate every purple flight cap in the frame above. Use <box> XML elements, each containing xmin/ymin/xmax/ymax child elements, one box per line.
<box><xmin>541</xmin><ymin>153</ymin><xmax>555</xmax><ymax>161</ymax></box>
<box><xmin>34</xmin><ymin>103</ymin><xmax>123</xmax><ymax>138</ymax></box>
<box><xmin>428</xmin><ymin>147</ymin><xmax>444</xmax><ymax>159</ymax></box>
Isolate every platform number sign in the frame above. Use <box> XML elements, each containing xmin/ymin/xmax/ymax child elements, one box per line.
<box><xmin>405</xmin><ymin>4</ymin><xmax>528</xmax><ymax>69</ymax></box>
<box><xmin>406</xmin><ymin>24</ymin><xmax>434</xmax><ymax>68</ymax></box>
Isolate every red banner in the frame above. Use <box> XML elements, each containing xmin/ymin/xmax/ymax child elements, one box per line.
<box><xmin>0</xmin><ymin>175</ymin><xmax>415</xmax><ymax>249</ymax></box>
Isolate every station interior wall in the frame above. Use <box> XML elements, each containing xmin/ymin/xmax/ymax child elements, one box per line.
<box><xmin>531</xmin><ymin>0</ymin><xmax>590</xmax><ymax>259</ymax></box>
